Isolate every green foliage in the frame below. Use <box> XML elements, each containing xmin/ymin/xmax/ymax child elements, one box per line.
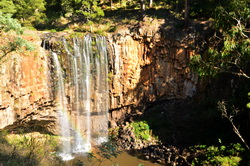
<box><xmin>214</xmin><ymin>0</ymin><xmax>250</xmax><ymax>32</ymax></box>
<box><xmin>247</xmin><ymin>92</ymin><xmax>250</xmax><ymax>109</ymax></box>
<box><xmin>190</xmin><ymin>0</ymin><xmax>250</xmax><ymax>79</ymax></box>
<box><xmin>130</xmin><ymin>121</ymin><xmax>151</xmax><ymax>141</ymax></box>
<box><xmin>0</xmin><ymin>0</ymin><xmax>16</xmax><ymax>15</ymax></box>
<box><xmin>80</xmin><ymin>0</ymin><xmax>104</xmax><ymax>21</ymax></box>
<box><xmin>0</xmin><ymin>13</ymin><xmax>23</xmax><ymax>34</ymax></box>
<box><xmin>13</xmin><ymin>0</ymin><xmax>47</xmax><ymax>26</ymax></box>
<box><xmin>190</xmin><ymin>54</ymin><xmax>217</xmax><ymax>77</ymax></box>
<box><xmin>0</xmin><ymin>131</ymin><xmax>61</xmax><ymax>166</ymax></box>
<box><xmin>44</xmin><ymin>0</ymin><xmax>62</xmax><ymax>19</ymax></box>
<box><xmin>61</xmin><ymin>0</ymin><xmax>104</xmax><ymax>22</ymax></box>
<box><xmin>1</xmin><ymin>37</ymin><xmax>34</xmax><ymax>54</ymax></box>
<box><xmin>0</xmin><ymin>13</ymin><xmax>35</xmax><ymax>62</ymax></box>
<box><xmin>190</xmin><ymin>1</ymin><xmax>250</xmax><ymax>159</ymax></box>
<box><xmin>192</xmin><ymin>142</ymin><xmax>245</xmax><ymax>165</ymax></box>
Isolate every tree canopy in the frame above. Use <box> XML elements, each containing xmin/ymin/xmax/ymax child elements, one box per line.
<box><xmin>61</xmin><ymin>0</ymin><xmax>104</xmax><ymax>22</ymax></box>
<box><xmin>191</xmin><ymin>0</ymin><xmax>250</xmax><ymax>79</ymax></box>
<box><xmin>12</xmin><ymin>0</ymin><xmax>46</xmax><ymax>26</ymax></box>
<box><xmin>0</xmin><ymin>0</ymin><xmax>16</xmax><ymax>15</ymax></box>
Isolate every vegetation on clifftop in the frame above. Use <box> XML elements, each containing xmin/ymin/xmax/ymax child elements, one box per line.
<box><xmin>0</xmin><ymin>13</ymin><xmax>35</xmax><ymax>62</ymax></box>
<box><xmin>0</xmin><ymin>0</ymin><xmax>247</xmax><ymax>32</ymax></box>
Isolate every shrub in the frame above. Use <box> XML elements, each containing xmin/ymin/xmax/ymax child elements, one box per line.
<box><xmin>130</xmin><ymin>121</ymin><xmax>151</xmax><ymax>141</ymax></box>
<box><xmin>192</xmin><ymin>142</ymin><xmax>245</xmax><ymax>165</ymax></box>
<box><xmin>0</xmin><ymin>13</ymin><xmax>23</xmax><ymax>34</ymax></box>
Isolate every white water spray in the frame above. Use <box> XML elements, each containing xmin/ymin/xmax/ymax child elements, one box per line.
<box><xmin>52</xmin><ymin>52</ymin><xmax>73</xmax><ymax>160</ymax></box>
<box><xmin>53</xmin><ymin>35</ymin><xmax>109</xmax><ymax>160</ymax></box>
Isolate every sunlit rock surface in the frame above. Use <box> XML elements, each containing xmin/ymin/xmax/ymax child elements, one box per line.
<box><xmin>108</xmin><ymin>30</ymin><xmax>198</xmax><ymax>126</ymax></box>
<box><xmin>0</xmin><ymin>27</ymin><xmax>198</xmax><ymax>133</ymax></box>
<box><xmin>0</xmin><ymin>39</ymin><xmax>57</xmax><ymax>133</ymax></box>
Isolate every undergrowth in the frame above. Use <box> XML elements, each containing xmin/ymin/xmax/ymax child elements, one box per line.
<box><xmin>0</xmin><ymin>130</ymin><xmax>62</xmax><ymax>166</ymax></box>
<box><xmin>130</xmin><ymin>121</ymin><xmax>151</xmax><ymax>141</ymax></box>
<box><xmin>191</xmin><ymin>141</ymin><xmax>245</xmax><ymax>166</ymax></box>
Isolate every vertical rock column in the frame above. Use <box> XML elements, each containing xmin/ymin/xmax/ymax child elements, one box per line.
<box><xmin>108</xmin><ymin>33</ymin><xmax>198</xmax><ymax>126</ymax></box>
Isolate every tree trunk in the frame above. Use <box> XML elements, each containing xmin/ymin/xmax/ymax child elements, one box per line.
<box><xmin>110</xmin><ymin>0</ymin><xmax>113</xmax><ymax>9</ymax></box>
<box><xmin>149</xmin><ymin>0</ymin><xmax>153</xmax><ymax>8</ymax></box>
<box><xmin>140</xmin><ymin>0</ymin><xmax>146</xmax><ymax>21</ymax></box>
<box><xmin>184</xmin><ymin>0</ymin><xmax>190</xmax><ymax>28</ymax></box>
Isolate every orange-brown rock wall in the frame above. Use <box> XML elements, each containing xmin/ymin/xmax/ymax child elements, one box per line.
<box><xmin>108</xmin><ymin>33</ymin><xmax>198</xmax><ymax>126</ymax></box>
<box><xmin>0</xmin><ymin>31</ymin><xmax>198</xmax><ymax>132</ymax></box>
<box><xmin>0</xmin><ymin>40</ymin><xmax>56</xmax><ymax>133</ymax></box>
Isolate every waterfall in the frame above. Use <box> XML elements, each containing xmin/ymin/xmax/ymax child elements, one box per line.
<box><xmin>94</xmin><ymin>36</ymin><xmax>109</xmax><ymax>144</ymax></box>
<box><xmin>52</xmin><ymin>35</ymin><xmax>109</xmax><ymax>160</ymax></box>
<box><xmin>52</xmin><ymin>52</ymin><xmax>73</xmax><ymax>160</ymax></box>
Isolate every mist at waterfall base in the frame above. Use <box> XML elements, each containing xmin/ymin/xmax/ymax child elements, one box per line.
<box><xmin>52</xmin><ymin>35</ymin><xmax>109</xmax><ymax>161</ymax></box>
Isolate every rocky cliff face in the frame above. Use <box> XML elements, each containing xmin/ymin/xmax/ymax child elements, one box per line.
<box><xmin>0</xmin><ymin>27</ymin><xmax>198</xmax><ymax>133</ymax></box>
<box><xmin>0</xmin><ymin>38</ymin><xmax>57</xmax><ymax>133</ymax></box>
<box><xmin>108</xmin><ymin>28</ymin><xmax>198</xmax><ymax>126</ymax></box>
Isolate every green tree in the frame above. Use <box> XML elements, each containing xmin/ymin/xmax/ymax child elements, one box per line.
<box><xmin>61</xmin><ymin>0</ymin><xmax>104</xmax><ymax>22</ymax></box>
<box><xmin>45</xmin><ymin>0</ymin><xmax>63</xmax><ymax>19</ymax></box>
<box><xmin>13</xmin><ymin>0</ymin><xmax>46</xmax><ymax>26</ymax></box>
<box><xmin>80</xmin><ymin>0</ymin><xmax>104</xmax><ymax>22</ymax></box>
<box><xmin>191</xmin><ymin>0</ymin><xmax>250</xmax><ymax>79</ymax></box>
<box><xmin>0</xmin><ymin>0</ymin><xmax>16</xmax><ymax>15</ymax></box>
<box><xmin>190</xmin><ymin>0</ymin><xmax>250</xmax><ymax>150</ymax></box>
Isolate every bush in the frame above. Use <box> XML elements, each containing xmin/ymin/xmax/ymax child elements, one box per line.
<box><xmin>0</xmin><ymin>13</ymin><xmax>35</xmax><ymax>61</ymax></box>
<box><xmin>131</xmin><ymin>121</ymin><xmax>151</xmax><ymax>141</ymax></box>
<box><xmin>0</xmin><ymin>13</ymin><xmax>23</xmax><ymax>34</ymax></box>
<box><xmin>192</xmin><ymin>142</ymin><xmax>245</xmax><ymax>165</ymax></box>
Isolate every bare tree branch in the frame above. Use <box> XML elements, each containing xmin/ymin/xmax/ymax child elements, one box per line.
<box><xmin>218</xmin><ymin>101</ymin><xmax>250</xmax><ymax>150</ymax></box>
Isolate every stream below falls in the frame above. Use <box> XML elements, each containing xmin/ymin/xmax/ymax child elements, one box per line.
<box><xmin>65</xmin><ymin>151</ymin><xmax>163</xmax><ymax>166</ymax></box>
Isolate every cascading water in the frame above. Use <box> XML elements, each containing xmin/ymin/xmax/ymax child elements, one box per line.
<box><xmin>94</xmin><ymin>36</ymin><xmax>109</xmax><ymax>144</ymax></box>
<box><xmin>52</xmin><ymin>35</ymin><xmax>109</xmax><ymax>160</ymax></box>
<box><xmin>52</xmin><ymin>52</ymin><xmax>73</xmax><ymax>160</ymax></box>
